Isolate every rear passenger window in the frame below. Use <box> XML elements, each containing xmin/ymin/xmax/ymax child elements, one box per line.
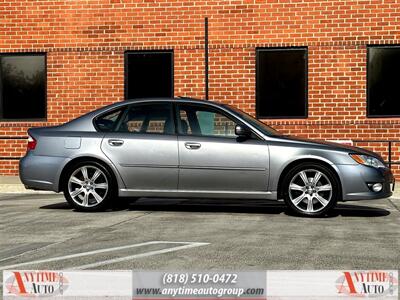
<box><xmin>117</xmin><ymin>103</ymin><xmax>174</xmax><ymax>135</ymax></box>
<box><xmin>94</xmin><ymin>108</ymin><xmax>124</xmax><ymax>132</ymax></box>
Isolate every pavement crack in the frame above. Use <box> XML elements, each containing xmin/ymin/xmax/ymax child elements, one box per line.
<box><xmin>108</xmin><ymin>212</ymin><xmax>154</xmax><ymax>229</ymax></box>
<box><xmin>0</xmin><ymin>238</ymin><xmax>76</xmax><ymax>265</ymax></box>
<box><xmin>0</xmin><ymin>212</ymin><xmax>153</xmax><ymax>265</ymax></box>
<box><xmin>388</xmin><ymin>198</ymin><xmax>400</xmax><ymax>212</ymax></box>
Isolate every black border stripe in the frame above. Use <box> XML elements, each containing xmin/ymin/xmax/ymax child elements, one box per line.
<box><xmin>0</xmin><ymin>157</ymin><xmax>21</xmax><ymax>160</ymax></box>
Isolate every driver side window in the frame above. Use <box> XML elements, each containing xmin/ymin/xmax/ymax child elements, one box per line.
<box><xmin>177</xmin><ymin>104</ymin><xmax>237</xmax><ymax>138</ymax></box>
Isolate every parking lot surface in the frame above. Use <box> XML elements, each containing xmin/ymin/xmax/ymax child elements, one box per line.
<box><xmin>0</xmin><ymin>192</ymin><xmax>399</xmax><ymax>286</ymax></box>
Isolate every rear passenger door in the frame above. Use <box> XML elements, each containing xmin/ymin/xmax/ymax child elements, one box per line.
<box><xmin>100</xmin><ymin>102</ymin><xmax>179</xmax><ymax>191</ymax></box>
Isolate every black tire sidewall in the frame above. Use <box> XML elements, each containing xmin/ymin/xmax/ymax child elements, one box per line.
<box><xmin>63</xmin><ymin>161</ymin><xmax>116</xmax><ymax>212</ymax></box>
<box><xmin>282</xmin><ymin>162</ymin><xmax>339</xmax><ymax>217</ymax></box>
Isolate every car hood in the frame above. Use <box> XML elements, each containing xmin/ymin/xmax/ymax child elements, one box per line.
<box><xmin>275</xmin><ymin>135</ymin><xmax>383</xmax><ymax>159</ymax></box>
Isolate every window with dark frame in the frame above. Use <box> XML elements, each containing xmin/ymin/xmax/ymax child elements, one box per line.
<box><xmin>368</xmin><ymin>46</ymin><xmax>400</xmax><ymax>117</ymax></box>
<box><xmin>256</xmin><ymin>47</ymin><xmax>308</xmax><ymax>119</ymax></box>
<box><xmin>0</xmin><ymin>54</ymin><xmax>46</xmax><ymax>120</ymax></box>
<box><xmin>125</xmin><ymin>51</ymin><xmax>173</xmax><ymax>99</ymax></box>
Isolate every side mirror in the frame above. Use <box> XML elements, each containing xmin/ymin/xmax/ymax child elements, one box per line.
<box><xmin>235</xmin><ymin>124</ymin><xmax>251</xmax><ymax>138</ymax></box>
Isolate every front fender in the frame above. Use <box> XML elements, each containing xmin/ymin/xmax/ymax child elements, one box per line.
<box><xmin>267</xmin><ymin>144</ymin><xmax>351</xmax><ymax>195</ymax></box>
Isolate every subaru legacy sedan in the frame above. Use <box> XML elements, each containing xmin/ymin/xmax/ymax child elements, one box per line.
<box><xmin>19</xmin><ymin>98</ymin><xmax>394</xmax><ymax>216</ymax></box>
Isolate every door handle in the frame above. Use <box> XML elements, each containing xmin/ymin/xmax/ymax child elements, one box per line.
<box><xmin>185</xmin><ymin>142</ymin><xmax>201</xmax><ymax>150</ymax></box>
<box><xmin>108</xmin><ymin>139</ymin><xmax>124</xmax><ymax>147</ymax></box>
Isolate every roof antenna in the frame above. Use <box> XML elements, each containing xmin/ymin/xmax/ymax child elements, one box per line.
<box><xmin>177</xmin><ymin>96</ymin><xmax>200</xmax><ymax>100</ymax></box>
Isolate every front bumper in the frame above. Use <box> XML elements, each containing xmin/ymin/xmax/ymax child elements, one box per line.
<box><xmin>337</xmin><ymin>164</ymin><xmax>394</xmax><ymax>201</ymax></box>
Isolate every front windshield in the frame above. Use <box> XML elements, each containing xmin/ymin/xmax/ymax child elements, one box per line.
<box><xmin>225</xmin><ymin>104</ymin><xmax>281</xmax><ymax>136</ymax></box>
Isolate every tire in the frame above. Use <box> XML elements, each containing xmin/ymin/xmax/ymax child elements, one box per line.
<box><xmin>281</xmin><ymin>162</ymin><xmax>339</xmax><ymax>217</ymax></box>
<box><xmin>63</xmin><ymin>161</ymin><xmax>117</xmax><ymax>212</ymax></box>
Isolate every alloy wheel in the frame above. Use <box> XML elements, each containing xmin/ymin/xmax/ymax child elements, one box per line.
<box><xmin>68</xmin><ymin>165</ymin><xmax>109</xmax><ymax>208</ymax></box>
<box><xmin>288</xmin><ymin>169</ymin><xmax>332</xmax><ymax>213</ymax></box>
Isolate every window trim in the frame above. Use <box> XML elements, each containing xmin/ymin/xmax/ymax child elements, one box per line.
<box><xmin>255</xmin><ymin>47</ymin><xmax>308</xmax><ymax>119</ymax></box>
<box><xmin>93</xmin><ymin>106</ymin><xmax>128</xmax><ymax>132</ymax></box>
<box><xmin>124</xmin><ymin>50</ymin><xmax>174</xmax><ymax>100</ymax></box>
<box><xmin>366</xmin><ymin>44</ymin><xmax>400</xmax><ymax>118</ymax></box>
<box><xmin>174</xmin><ymin>102</ymin><xmax>260</xmax><ymax>140</ymax></box>
<box><xmin>0</xmin><ymin>52</ymin><xmax>47</xmax><ymax>122</ymax></box>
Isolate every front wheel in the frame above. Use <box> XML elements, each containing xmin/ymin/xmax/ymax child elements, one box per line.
<box><xmin>282</xmin><ymin>163</ymin><xmax>339</xmax><ymax>217</ymax></box>
<box><xmin>63</xmin><ymin>161</ymin><xmax>116</xmax><ymax>212</ymax></box>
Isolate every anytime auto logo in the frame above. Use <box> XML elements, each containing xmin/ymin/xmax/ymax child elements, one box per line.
<box><xmin>4</xmin><ymin>271</ymin><xmax>69</xmax><ymax>297</ymax></box>
<box><xmin>336</xmin><ymin>271</ymin><xmax>398</xmax><ymax>297</ymax></box>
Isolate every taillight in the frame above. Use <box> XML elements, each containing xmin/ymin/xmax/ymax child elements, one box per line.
<box><xmin>27</xmin><ymin>135</ymin><xmax>37</xmax><ymax>152</ymax></box>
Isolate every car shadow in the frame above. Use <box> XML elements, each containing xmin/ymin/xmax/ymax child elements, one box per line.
<box><xmin>130</xmin><ymin>199</ymin><xmax>286</xmax><ymax>215</ymax></box>
<box><xmin>328</xmin><ymin>204</ymin><xmax>391</xmax><ymax>218</ymax></box>
<box><xmin>40</xmin><ymin>198</ymin><xmax>391</xmax><ymax>217</ymax></box>
<box><xmin>40</xmin><ymin>202</ymin><xmax>70</xmax><ymax>210</ymax></box>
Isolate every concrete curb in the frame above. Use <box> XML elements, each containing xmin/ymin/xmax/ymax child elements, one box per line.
<box><xmin>0</xmin><ymin>176</ymin><xmax>54</xmax><ymax>194</ymax></box>
<box><xmin>392</xmin><ymin>189</ymin><xmax>400</xmax><ymax>199</ymax></box>
<box><xmin>0</xmin><ymin>184</ymin><xmax>34</xmax><ymax>193</ymax></box>
<box><xmin>0</xmin><ymin>185</ymin><xmax>55</xmax><ymax>194</ymax></box>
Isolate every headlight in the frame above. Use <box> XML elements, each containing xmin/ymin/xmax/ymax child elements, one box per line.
<box><xmin>349</xmin><ymin>154</ymin><xmax>386</xmax><ymax>168</ymax></box>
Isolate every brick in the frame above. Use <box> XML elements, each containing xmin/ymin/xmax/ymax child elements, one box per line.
<box><xmin>1</xmin><ymin>0</ymin><xmax>400</xmax><ymax>179</ymax></box>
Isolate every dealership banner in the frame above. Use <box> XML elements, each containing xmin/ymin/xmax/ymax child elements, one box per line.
<box><xmin>132</xmin><ymin>271</ymin><xmax>266</xmax><ymax>299</ymax></box>
<box><xmin>2</xmin><ymin>270</ymin><xmax>398</xmax><ymax>299</ymax></box>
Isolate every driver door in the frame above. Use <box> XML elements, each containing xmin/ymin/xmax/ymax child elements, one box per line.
<box><xmin>176</xmin><ymin>103</ymin><xmax>269</xmax><ymax>193</ymax></box>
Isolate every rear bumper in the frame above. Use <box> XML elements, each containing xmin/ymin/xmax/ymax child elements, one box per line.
<box><xmin>19</xmin><ymin>153</ymin><xmax>70</xmax><ymax>192</ymax></box>
<box><xmin>337</xmin><ymin>164</ymin><xmax>394</xmax><ymax>201</ymax></box>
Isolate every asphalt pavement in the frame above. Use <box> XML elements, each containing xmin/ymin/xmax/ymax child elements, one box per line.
<box><xmin>0</xmin><ymin>192</ymin><xmax>399</xmax><ymax>279</ymax></box>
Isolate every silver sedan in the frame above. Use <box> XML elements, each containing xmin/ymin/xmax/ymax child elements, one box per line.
<box><xmin>19</xmin><ymin>98</ymin><xmax>394</xmax><ymax>216</ymax></box>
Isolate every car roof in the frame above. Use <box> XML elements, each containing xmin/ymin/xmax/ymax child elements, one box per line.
<box><xmin>123</xmin><ymin>97</ymin><xmax>225</xmax><ymax>107</ymax></box>
<box><xmin>85</xmin><ymin>97</ymin><xmax>232</xmax><ymax>124</ymax></box>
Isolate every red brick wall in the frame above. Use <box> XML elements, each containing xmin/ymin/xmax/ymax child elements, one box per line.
<box><xmin>1</xmin><ymin>0</ymin><xmax>400</xmax><ymax>178</ymax></box>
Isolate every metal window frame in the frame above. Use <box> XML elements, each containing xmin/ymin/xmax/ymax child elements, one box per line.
<box><xmin>256</xmin><ymin>46</ymin><xmax>308</xmax><ymax>119</ymax></box>
<box><xmin>124</xmin><ymin>50</ymin><xmax>174</xmax><ymax>100</ymax></box>
<box><xmin>0</xmin><ymin>52</ymin><xmax>47</xmax><ymax>122</ymax></box>
<box><xmin>366</xmin><ymin>44</ymin><xmax>400</xmax><ymax>118</ymax></box>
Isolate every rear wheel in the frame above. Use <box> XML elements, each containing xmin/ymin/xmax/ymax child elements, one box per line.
<box><xmin>63</xmin><ymin>161</ymin><xmax>116</xmax><ymax>212</ymax></box>
<box><xmin>282</xmin><ymin>163</ymin><xmax>339</xmax><ymax>217</ymax></box>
